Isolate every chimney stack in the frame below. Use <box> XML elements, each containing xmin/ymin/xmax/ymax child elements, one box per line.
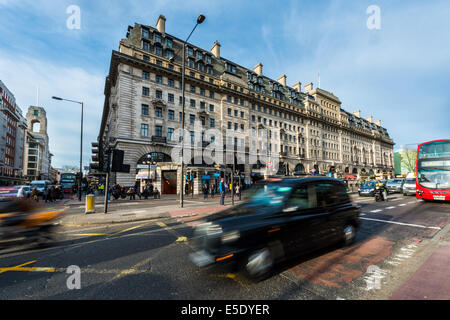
<box><xmin>292</xmin><ymin>82</ymin><xmax>302</xmax><ymax>92</ymax></box>
<box><xmin>156</xmin><ymin>15</ymin><xmax>166</xmax><ymax>33</ymax></box>
<box><xmin>304</xmin><ymin>82</ymin><xmax>313</xmax><ymax>93</ymax></box>
<box><xmin>254</xmin><ymin>63</ymin><xmax>263</xmax><ymax>76</ymax></box>
<box><xmin>353</xmin><ymin>110</ymin><xmax>361</xmax><ymax>118</ymax></box>
<box><xmin>366</xmin><ymin>116</ymin><xmax>373</xmax><ymax>123</ymax></box>
<box><xmin>211</xmin><ymin>41</ymin><xmax>221</xmax><ymax>58</ymax></box>
<box><xmin>277</xmin><ymin>75</ymin><xmax>287</xmax><ymax>87</ymax></box>
<box><xmin>375</xmin><ymin>120</ymin><xmax>381</xmax><ymax>126</ymax></box>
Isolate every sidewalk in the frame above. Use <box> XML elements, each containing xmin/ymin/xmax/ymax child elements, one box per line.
<box><xmin>390</xmin><ymin>225</ymin><xmax>450</xmax><ymax>300</ymax></box>
<box><xmin>63</xmin><ymin>193</ymin><xmax>234</xmax><ymax>206</ymax></box>
<box><xmin>59</xmin><ymin>198</ymin><xmax>237</xmax><ymax>226</ymax></box>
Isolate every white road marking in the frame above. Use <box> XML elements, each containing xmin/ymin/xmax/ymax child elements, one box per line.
<box><xmin>398</xmin><ymin>204</ymin><xmax>407</xmax><ymax>207</ymax></box>
<box><xmin>386</xmin><ymin>206</ymin><xmax>396</xmax><ymax>210</ymax></box>
<box><xmin>370</xmin><ymin>209</ymin><xmax>382</xmax><ymax>213</ymax></box>
<box><xmin>360</xmin><ymin>217</ymin><xmax>441</xmax><ymax>230</ymax></box>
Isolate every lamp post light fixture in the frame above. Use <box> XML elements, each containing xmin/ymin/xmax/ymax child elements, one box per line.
<box><xmin>52</xmin><ymin>96</ymin><xmax>84</xmax><ymax>202</ymax></box>
<box><xmin>180</xmin><ymin>14</ymin><xmax>206</xmax><ymax>208</ymax></box>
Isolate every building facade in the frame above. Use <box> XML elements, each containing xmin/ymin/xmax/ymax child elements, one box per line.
<box><xmin>98</xmin><ymin>15</ymin><xmax>395</xmax><ymax>194</ymax></box>
<box><xmin>23</xmin><ymin>106</ymin><xmax>52</xmax><ymax>181</ymax></box>
<box><xmin>0</xmin><ymin>80</ymin><xmax>27</xmax><ymax>186</ymax></box>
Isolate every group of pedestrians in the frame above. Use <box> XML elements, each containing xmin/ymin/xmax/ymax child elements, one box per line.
<box><xmin>109</xmin><ymin>183</ymin><xmax>160</xmax><ymax>201</ymax></box>
<box><xmin>218</xmin><ymin>178</ymin><xmax>242</xmax><ymax>206</ymax></box>
<box><xmin>28</xmin><ymin>186</ymin><xmax>63</xmax><ymax>203</ymax></box>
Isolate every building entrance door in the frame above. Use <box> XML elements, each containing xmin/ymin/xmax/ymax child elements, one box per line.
<box><xmin>162</xmin><ymin>170</ymin><xmax>177</xmax><ymax>194</ymax></box>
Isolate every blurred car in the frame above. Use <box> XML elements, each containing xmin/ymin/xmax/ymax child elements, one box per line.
<box><xmin>358</xmin><ymin>181</ymin><xmax>377</xmax><ymax>196</ymax></box>
<box><xmin>0</xmin><ymin>186</ymin><xmax>19</xmax><ymax>200</ymax></box>
<box><xmin>189</xmin><ymin>177</ymin><xmax>361</xmax><ymax>280</ymax></box>
<box><xmin>386</xmin><ymin>179</ymin><xmax>405</xmax><ymax>194</ymax></box>
<box><xmin>402</xmin><ymin>178</ymin><xmax>417</xmax><ymax>196</ymax></box>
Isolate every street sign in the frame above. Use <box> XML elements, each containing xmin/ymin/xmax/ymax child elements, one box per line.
<box><xmin>137</xmin><ymin>164</ymin><xmax>157</xmax><ymax>169</ymax></box>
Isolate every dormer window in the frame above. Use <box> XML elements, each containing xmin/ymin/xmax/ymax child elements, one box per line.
<box><xmin>142</xmin><ymin>28</ymin><xmax>149</xmax><ymax>39</ymax></box>
<box><xmin>187</xmin><ymin>47</ymin><xmax>193</xmax><ymax>57</ymax></box>
<box><xmin>196</xmin><ymin>51</ymin><xmax>203</xmax><ymax>60</ymax></box>
<box><xmin>226</xmin><ymin>63</ymin><xmax>237</xmax><ymax>74</ymax></box>
<box><xmin>166</xmin><ymin>38</ymin><xmax>172</xmax><ymax>48</ymax></box>
<box><xmin>154</xmin><ymin>33</ymin><xmax>162</xmax><ymax>44</ymax></box>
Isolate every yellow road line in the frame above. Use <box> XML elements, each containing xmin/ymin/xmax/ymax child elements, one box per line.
<box><xmin>68</xmin><ymin>233</ymin><xmax>107</xmax><ymax>236</ymax></box>
<box><xmin>109</xmin><ymin>224</ymin><xmax>146</xmax><ymax>236</ymax></box>
<box><xmin>0</xmin><ymin>260</ymin><xmax>55</xmax><ymax>274</ymax></box>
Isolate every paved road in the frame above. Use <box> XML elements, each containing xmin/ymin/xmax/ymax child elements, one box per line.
<box><xmin>0</xmin><ymin>194</ymin><xmax>448</xmax><ymax>300</ymax></box>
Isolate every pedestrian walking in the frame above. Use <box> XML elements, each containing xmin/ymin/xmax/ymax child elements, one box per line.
<box><xmin>127</xmin><ymin>187</ymin><xmax>135</xmax><ymax>200</ymax></box>
<box><xmin>31</xmin><ymin>187</ymin><xmax>38</xmax><ymax>202</ymax></box>
<box><xmin>210</xmin><ymin>183</ymin><xmax>215</xmax><ymax>198</ymax></box>
<box><xmin>202</xmin><ymin>184</ymin><xmax>208</xmax><ymax>199</ymax></box>
<box><xmin>43</xmin><ymin>187</ymin><xmax>49</xmax><ymax>203</ymax></box>
<box><xmin>219</xmin><ymin>178</ymin><xmax>225</xmax><ymax>206</ymax></box>
<box><xmin>153</xmin><ymin>187</ymin><xmax>160</xmax><ymax>199</ymax></box>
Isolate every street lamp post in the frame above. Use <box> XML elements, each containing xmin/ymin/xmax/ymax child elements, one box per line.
<box><xmin>147</xmin><ymin>154</ymin><xmax>151</xmax><ymax>186</ymax></box>
<box><xmin>180</xmin><ymin>14</ymin><xmax>206</xmax><ymax>208</ymax></box>
<box><xmin>52</xmin><ymin>96</ymin><xmax>83</xmax><ymax>201</ymax></box>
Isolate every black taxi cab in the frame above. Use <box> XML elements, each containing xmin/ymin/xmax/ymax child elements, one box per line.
<box><xmin>189</xmin><ymin>177</ymin><xmax>361</xmax><ymax>280</ymax></box>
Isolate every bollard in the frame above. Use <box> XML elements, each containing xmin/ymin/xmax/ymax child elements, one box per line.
<box><xmin>85</xmin><ymin>194</ymin><xmax>95</xmax><ymax>214</ymax></box>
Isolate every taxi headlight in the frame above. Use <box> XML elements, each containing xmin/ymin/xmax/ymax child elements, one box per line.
<box><xmin>221</xmin><ymin>231</ymin><xmax>240</xmax><ymax>244</ymax></box>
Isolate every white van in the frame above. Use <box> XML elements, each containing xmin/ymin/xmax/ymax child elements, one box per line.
<box><xmin>30</xmin><ymin>180</ymin><xmax>52</xmax><ymax>195</ymax></box>
<box><xmin>402</xmin><ymin>173</ymin><xmax>416</xmax><ymax>196</ymax></box>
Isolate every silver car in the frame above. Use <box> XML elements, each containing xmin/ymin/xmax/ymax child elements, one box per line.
<box><xmin>386</xmin><ymin>179</ymin><xmax>405</xmax><ymax>194</ymax></box>
<box><xmin>402</xmin><ymin>178</ymin><xmax>416</xmax><ymax>196</ymax></box>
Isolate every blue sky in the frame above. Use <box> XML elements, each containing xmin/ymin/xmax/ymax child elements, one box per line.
<box><xmin>1</xmin><ymin>0</ymin><xmax>449</xmax><ymax>168</ymax></box>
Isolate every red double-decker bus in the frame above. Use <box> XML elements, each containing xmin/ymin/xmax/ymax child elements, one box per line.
<box><xmin>60</xmin><ymin>172</ymin><xmax>77</xmax><ymax>193</ymax></box>
<box><xmin>416</xmin><ymin>139</ymin><xmax>450</xmax><ymax>201</ymax></box>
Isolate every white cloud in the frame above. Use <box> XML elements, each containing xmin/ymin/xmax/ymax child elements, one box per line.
<box><xmin>0</xmin><ymin>51</ymin><xmax>104</xmax><ymax>168</ymax></box>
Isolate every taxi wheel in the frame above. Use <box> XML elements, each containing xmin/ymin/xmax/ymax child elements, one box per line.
<box><xmin>243</xmin><ymin>247</ymin><xmax>274</xmax><ymax>281</ymax></box>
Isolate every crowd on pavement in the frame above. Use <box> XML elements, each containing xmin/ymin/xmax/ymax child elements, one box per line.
<box><xmin>28</xmin><ymin>186</ymin><xmax>64</xmax><ymax>203</ymax></box>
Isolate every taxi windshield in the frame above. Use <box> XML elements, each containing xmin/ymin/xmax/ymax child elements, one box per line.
<box><xmin>244</xmin><ymin>183</ymin><xmax>293</xmax><ymax>209</ymax></box>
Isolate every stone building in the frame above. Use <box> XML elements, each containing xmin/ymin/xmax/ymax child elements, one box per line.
<box><xmin>23</xmin><ymin>106</ymin><xmax>52</xmax><ymax>181</ymax></box>
<box><xmin>0</xmin><ymin>80</ymin><xmax>27</xmax><ymax>185</ymax></box>
<box><xmin>98</xmin><ymin>15</ymin><xmax>394</xmax><ymax>195</ymax></box>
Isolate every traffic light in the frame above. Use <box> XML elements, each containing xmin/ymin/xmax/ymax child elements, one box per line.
<box><xmin>90</xmin><ymin>140</ymin><xmax>103</xmax><ymax>172</ymax></box>
<box><xmin>111</xmin><ymin>149</ymin><xmax>130</xmax><ymax>173</ymax></box>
